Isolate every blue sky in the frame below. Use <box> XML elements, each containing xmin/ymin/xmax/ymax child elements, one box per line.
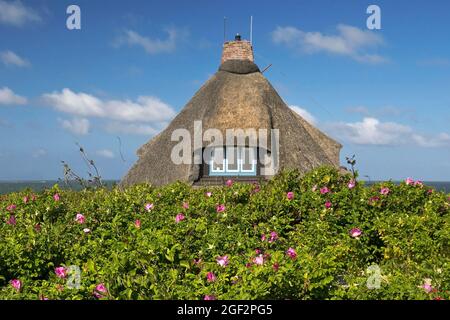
<box><xmin>1</xmin><ymin>0</ymin><xmax>449</xmax><ymax>181</ymax></box>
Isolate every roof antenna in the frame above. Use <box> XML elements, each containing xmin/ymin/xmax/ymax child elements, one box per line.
<box><xmin>250</xmin><ymin>16</ymin><xmax>253</xmax><ymax>45</ymax></box>
<box><xmin>223</xmin><ymin>16</ymin><xmax>227</xmax><ymax>42</ymax></box>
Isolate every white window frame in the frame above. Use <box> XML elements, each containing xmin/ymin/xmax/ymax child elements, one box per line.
<box><xmin>209</xmin><ymin>146</ymin><xmax>257</xmax><ymax>176</ymax></box>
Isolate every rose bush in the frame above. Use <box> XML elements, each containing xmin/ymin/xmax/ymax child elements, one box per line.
<box><xmin>0</xmin><ymin>166</ymin><xmax>449</xmax><ymax>300</ymax></box>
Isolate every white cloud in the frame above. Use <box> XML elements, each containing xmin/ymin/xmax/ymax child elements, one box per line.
<box><xmin>115</xmin><ymin>28</ymin><xmax>187</xmax><ymax>54</ymax></box>
<box><xmin>32</xmin><ymin>148</ymin><xmax>47</xmax><ymax>158</ymax></box>
<box><xmin>271</xmin><ymin>24</ymin><xmax>387</xmax><ymax>64</ymax></box>
<box><xmin>105</xmin><ymin>122</ymin><xmax>160</xmax><ymax>136</ymax></box>
<box><xmin>412</xmin><ymin>132</ymin><xmax>450</xmax><ymax>148</ymax></box>
<box><xmin>326</xmin><ymin>117</ymin><xmax>450</xmax><ymax>148</ymax></box>
<box><xmin>289</xmin><ymin>105</ymin><xmax>317</xmax><ymax>125</ymax></box>
<box><xmin>328</xmin><ymin>117</ymin><xmax>411</xmax><ymax>145</ymax></box>
<box><xmin>43</xmin><ymin>88</ymin><xmax>176</xmax><ymax>123</ymax></box>
<box><xmin>0</xmin><ymin>0</ymin><xmax>41</xmax><ymax>26</ymax></box>
<box><xmin>286</xmin><ymin>107</ymin><xmax>449</xmax><ymax>148</ymax></box>
<box><xmin>44</xmin><ymin>89</ymin><xmax>105</xmax><ymax>118</ymax></box>
<box><xmin>59</xmin><ymin>118</ymin><xmax>90</xmax><ymax>136</ymax></box>
<box><xmin>0</xmin><ymin>87</ymin><xmax>27</xmax><ymax>105</ymax></box>
<box><xmin>96</xmin><ymin>149</ymin><xmax>115</xmax><ymax>159</ymax></box>
<box><xmin>1</xmin><ymin>50</ymin><xmax>30</xmax><ymax>67</ymax></box>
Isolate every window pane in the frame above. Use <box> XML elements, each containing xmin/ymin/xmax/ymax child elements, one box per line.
<box><xmin>226</xmin><ymin>146</ymin><xmax>239</xmax><ymax>173</ymax></box>
<box><xmin>209</xmin><ymin>147</ymin><xmax>225</xmax><ymax>175</ymax></box>
<box><xmin>241</xmin><ymin>147</ymin><xmax>256</xmax><ymax>174</ymax></box>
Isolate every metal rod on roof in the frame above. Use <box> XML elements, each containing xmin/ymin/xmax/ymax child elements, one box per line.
<box><xmin>261</xmin><ymin>64</ymin><xmax>272</xmax><ymax>73</ymax></box>
<box><xmin>224</xmin><ymin>16</ymin><xmax>227</xmax><ymax>42</ymax></box>
<box><xmin>250</xmin><ymin>16</ymin><xmax>253</xmax><ymax>45</ymax></box>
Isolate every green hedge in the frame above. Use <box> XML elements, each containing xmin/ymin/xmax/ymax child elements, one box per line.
<box><xmin>0</xmin><ymin>167</ymin><xmax>449</xmax><ymax>300</ymax></box>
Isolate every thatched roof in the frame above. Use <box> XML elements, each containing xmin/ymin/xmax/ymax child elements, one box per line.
<box><xmin>121</xmin><ymin>59</ymin><xmax>342</xmax><ymax>187</ymax></box>
<box><xmin>219</xmin><ymin>59</ymin><xmax>260</xmax><ymax>74</ymax></box>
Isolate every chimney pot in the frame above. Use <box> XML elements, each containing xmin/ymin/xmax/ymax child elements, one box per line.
<box><xmin>221</xmin><ymin>37</ymin><xmax>254</xmax><ymax>64</ymax></box>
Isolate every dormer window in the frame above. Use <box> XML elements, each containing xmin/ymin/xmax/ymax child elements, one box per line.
<box><xmin>209</xmin><ymin>146</ymin><xmax>257</xmax><ymax>176</ymax></box>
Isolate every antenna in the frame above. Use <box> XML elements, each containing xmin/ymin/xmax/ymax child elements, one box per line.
<box><xmin>250</xmin><ymin>16</ymin><xmax>253</xmax><ymax>45</ymax></box>
<box><xmin>223</xmin><ymin>16</ymin><xmax>227</xmax><ymax>42</ymax></box>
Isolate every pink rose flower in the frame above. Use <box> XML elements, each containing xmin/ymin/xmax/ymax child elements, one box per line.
<box><xmin>421</xmin><ymin>279</ymin><xmax>433</xmax><ymax>293</ymax></box>
<box><xmin>325</xmin><ymin>201</ymin><xmax>332</xmax><ymax>209</ymax></box>
<box><xmin>6</xmin><ymin>215</ymin><xmax>16</xmax><ymax>225</ymax></box>
<box><xmin>94</xmin><ymin>283</ymin><xmax>108</xmax><ymax>299</ymax></box>
<box><xmin>422</xmin><ymin>283</ymin><xmax>432</xmax><ymax>293</ymax></box>
<box><xmin>182</xmin><ymin>202</ymin><xmax>189</xmax><ymax>209</ymax></box>
<box><xmin>216</xmin><ymin>204</ymin><xmax>226</xmax><ymax>213</ymax></box>
<box><xmin>145</xmin><ymin>203</ymin><xmax>154</xmax><ymax>211</ymax></box>
<box><xmin>55</xmin><ymin>267</ymin><xmax>67</xmax><ymax>279</ymax></box>
<box><xmin>286</xmin><ymin>248</ymin><xmax>297</xmax><ymax>259</ymax></box>
<box><xmin>75</xmin><ymin>213</ymin><xmax>85</xmax><ymax>224</ymax></box>
<box><xmin>380</xmin><ymin>187</ymin><xmax>390</xmax><ymax>195</ymax></box>
<box><xmin>53</xmin><ymin>193</ymin><xmax>60</xmax><ymax>201</ymax></box>
<box><xmin>175</xmin><ymin>213</ymin><xmax>185</xmax><ymax>223</ymax></box>
<box><xmin>348</xmin><ymin>180</ymin><xmax>356</xmax><ymax>189</ymax></box>
<box><xmin>206</xmin><ymin>272</ymin><xmax>216</xmax><ymax>282</ymax></box>
<box><xmin>6</xmin><ymin>204</ymin><xmax>16</xmax><ymax>212</ymax></box>
<box><xmin>269</xmin><ymin>231</ymin><xmax>278</xmax><ymax>243</ymax></box>
<box><xmin>414</xmin><ymin>180</ymin><xmax>424</xmax><ymax>187</ymax></box>
<box><xmin>320</xmin><ymin>187</ymin><xmax>330</xmax><ymax>195</ymax></box>
<box><xmin>350</xmin><ymin>228</ymin><xmax>362</xmax><ymax>238</ymax></box>
<box><xmin>134</xmin><ymin>219</ymin><xmax>141</xmax><ymax>228</ymax></box>
<box><xmin>216</xmin><ymin>255</ymin><xmax>229</xmax><ymax>267</ymax></box>
<box><xmin>10</xmin><ymin>279</ymin><xmax>21</xmax><ymax>291</ymax></box>
<box><xmin>23</xmin><ymin>196</ymin><xmax>29</xmax><ymax>204</ymax></box>
<box><xmin>205</xmin><ymin>192</ymin><xmax>212</xmax><ymax>197</ymax></box>
<box><xmin>286</xmin><ymin>192</ymin><xmax>294</xmax><ymax>200</ymax></box>
<box><xmin>253</xmin><ymin>254</ymin><xmax>264</xmax><ymax>266</ymax></box>
<box><xmin>261</xmin><ymin>234</ymin><xmax>266</xmax><ymax>242</ymax></box>
<box><xmin>405</xmin><ymin>177</ymin><xmax>414</xmax><ymax>185</ymax></box>
<box><xmin>226</xmin><ymin>179</ymin><xmax>233</xmax><ymax>187</ymax></box>
<box><xmin>204</xmin><ymin>295</ymin><xmax>216</xmax><ymax>300</ymax></box>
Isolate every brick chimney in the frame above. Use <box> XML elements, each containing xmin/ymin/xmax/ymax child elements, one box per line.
<box><xmin>221</xmin><ymin>34</ymin><xmax>254</xmax><ymax>64</ymax></box>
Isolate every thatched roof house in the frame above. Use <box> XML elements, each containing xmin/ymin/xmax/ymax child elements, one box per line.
<box><xmin>121</xmin><ymin>35</ymin><xmax>342</xmax><ymax>187</ymax></box>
